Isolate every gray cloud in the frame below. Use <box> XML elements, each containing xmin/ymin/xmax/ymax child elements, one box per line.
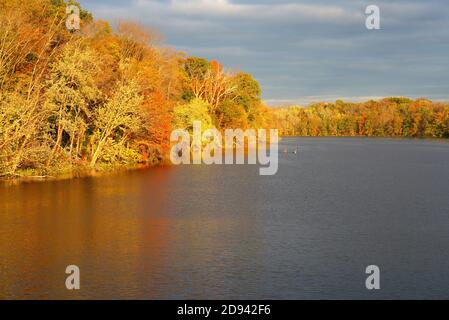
<box><xmin>79</xmin><ymin>0</ymin><xmax>449</xmax><ymax>105</ymax></box>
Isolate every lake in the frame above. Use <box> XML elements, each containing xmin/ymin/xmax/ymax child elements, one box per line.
<box><xmin>1</xmin><ymin>138</ymin><xmax>449</xmax><ymax>299</ymax></box>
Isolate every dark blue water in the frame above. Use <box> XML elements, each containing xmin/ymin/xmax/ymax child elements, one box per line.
<box><xmin>1</xmin><ymin>138</ymin><xmax>449</xmax><ymax>299</ymax></box>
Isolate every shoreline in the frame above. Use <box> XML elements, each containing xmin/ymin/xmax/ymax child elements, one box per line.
<box><xmin>2</xmin><ymin>136</ymin><xmax>448</xmax><ymax>185</ymax></box>
<box><xmin>0</xmin><ymin>163</ymin><xmax>159</xmax><ymax>185</ymax></box>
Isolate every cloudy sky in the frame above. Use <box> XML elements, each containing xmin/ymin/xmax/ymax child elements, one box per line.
<box><xmin>78</xmin><ymin>0</ymin><xmax>449</xmax><ymax>106</ymax></box>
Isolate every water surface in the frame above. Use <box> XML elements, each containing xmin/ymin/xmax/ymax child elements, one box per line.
<box><xmin>1</xmin><ymin>138</ymin><xmax>449</xmax><ymax>299</ymax></box>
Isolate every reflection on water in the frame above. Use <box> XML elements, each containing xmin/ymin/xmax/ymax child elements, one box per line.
<box><xmin>1</xmin><ymin>138</ymin><xmax>449</xmax><ymax>299</ymax></box>
<box><xmin>0</xmin><ymin>167</ymin><xmax>173</xmax><ymax>299</ymax></box>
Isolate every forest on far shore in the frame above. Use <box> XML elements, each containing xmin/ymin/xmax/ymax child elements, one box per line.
<box><xmin>273</xmin><ymin>97</ymin><xmax>449</xmax><ymax>138</ymax></box>
<box><xmin>1</xmin><ymin>0</ymin><xmax>449</xmax><ymax>179</ymax></box>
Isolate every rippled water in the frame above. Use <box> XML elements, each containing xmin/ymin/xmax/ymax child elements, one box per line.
<box><xmin>1</xmin><ymin>138</ymin><xmax>449</xmax><ymax>299</ymax></box>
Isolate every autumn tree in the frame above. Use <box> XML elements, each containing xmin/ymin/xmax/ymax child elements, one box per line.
<box><xmin>173</xmin><ymin>98</ymin><xmax>213</xmax><ymax>133</ymax></box>
<box><xmin>183</xmin><ymin>58</ymin><xmax>235</xmax><ymax>114</ymax></box>
<box><xmin>272</xmin><ymin>98</ymin><xmax>449</xmax><ymax>138</ymax></box>
<box><xmin>90</xmin><ymin>80</ymin><xmax>143</xmax><ymax>166</ymax></box>
<box><xmin>44</xmin><ymin>39</ymin><xmax>100</xmax><ymax>163</ymax></box>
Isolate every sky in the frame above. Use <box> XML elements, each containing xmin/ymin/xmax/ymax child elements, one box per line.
<box><xmin>78</xmin><ymin>0</ymin><xmax>449</xmax><ymax>106</ymax></box>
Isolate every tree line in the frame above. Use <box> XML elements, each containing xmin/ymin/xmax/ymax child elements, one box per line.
<box><xmin>272</xmin><ymin>98</ymin><xmax>449</xmax><ymax>138</ymax></box>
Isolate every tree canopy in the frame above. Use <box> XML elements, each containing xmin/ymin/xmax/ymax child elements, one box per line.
<box><xmin>0</xmin><ymin>0</ymin><xmax>270</xmax><ymax>177</ymax></box>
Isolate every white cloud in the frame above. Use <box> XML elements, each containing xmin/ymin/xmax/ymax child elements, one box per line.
<box><xmin>169</xmin><ymin>0</ymin><xmax>360</xmax><ymax>23</ymax></box>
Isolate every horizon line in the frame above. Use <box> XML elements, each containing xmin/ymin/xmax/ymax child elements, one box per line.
<box><xmin>264</xmin><ymin>95</ymin><xmax>449</xmax><ymax>107</ymax></box>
